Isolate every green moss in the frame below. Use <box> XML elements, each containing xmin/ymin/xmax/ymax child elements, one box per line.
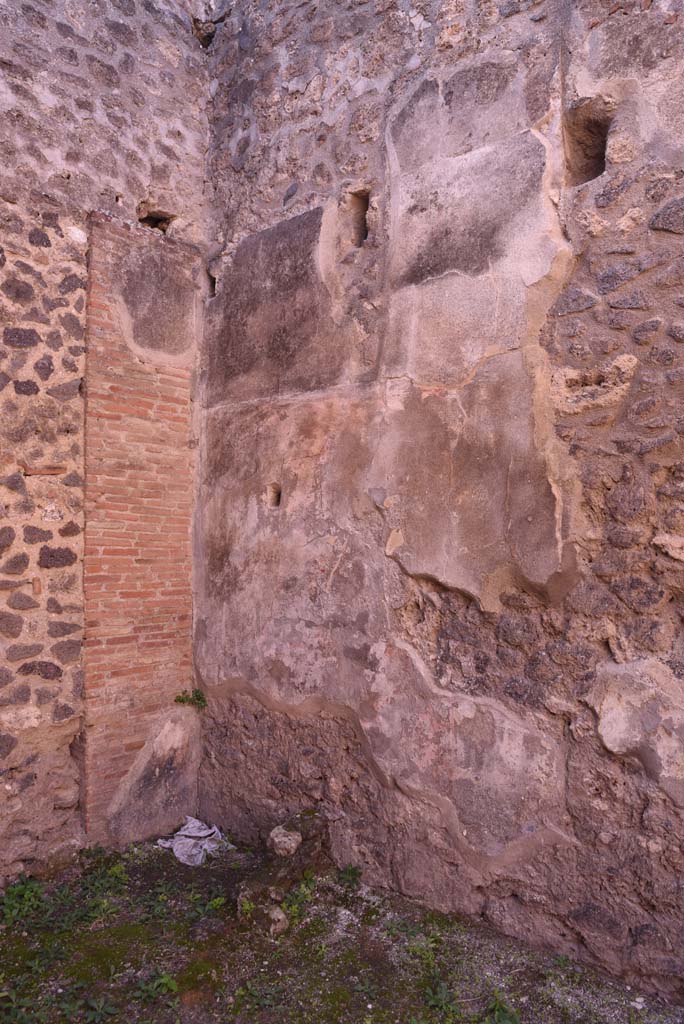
<box><xmin>422</xmin><ymin>909</ymin><xmax>456</xmax><ymax>934</ymax></box>
<box><xmin>0</xmin><ymin>934</ymin><xmax>33</xmax><ymax>976</ymax></box>
<box><xmin>295</xmin><ymin>915</ymin><xmax>328</xmax><ymax>942</ymax></box>
<box><xmin>176</xmin><ymin>957</ymin><xmax>222</xmax><ymax>994</ymax></box>
<box><xmin>67</xmin><ymin>922</ymin><xmax>153</xmax><ymax>981</ymax></box>
<box><xmin>321</xmin><ymin>983</ymin><xmax>353</xmax><ymax>1011</ymax></box>
<box><xmin>361</xmin><ymin>904</ymin><xmax>381</xmax><ymax>925</ymax></box>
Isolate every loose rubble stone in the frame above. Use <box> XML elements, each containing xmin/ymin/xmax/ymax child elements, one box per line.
<box><xmin>268</xmin><ymin>825</ymin><xmax>303</xmax><ymax>858</ymax></box>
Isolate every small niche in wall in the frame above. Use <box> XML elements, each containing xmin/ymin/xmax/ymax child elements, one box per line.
<box><xmin>564</xmin><ymin>97</ymin><xmax>613</xmax><ymax>186</ymax></box>
<box><xmin>349</xmin><ymin>190</ymin><xmax>370</xmax><ymax>247</ymax></box>
<box><xmin>137</xmin><ymin>201</ymin><xmax>176</xmax><ymax>233</ymax></box>
<box><xmin>266</xmin><ymin>483</ymin><xmax>282</xmax><ymax>508</ymax></box>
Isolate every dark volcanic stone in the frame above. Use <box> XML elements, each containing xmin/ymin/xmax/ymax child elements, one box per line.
<box><xmin>651</xmin><ymin>197</ymin><xmax>684</xmax><ymax>234</ymax></box>
<box><xmin>1</xmin><ymin>276</ymin><xmax>34</xmax><ymax>303</ymax></box>
<box><xmin>7</xmin><ymin>643</ymin><xmax>43</xmax><ymax>661</ymax></box>
<box><xmin>58</xmin><ymin>273</ymin><xmax>86</xmax><ymax>294</ymax></box>
<box><xmin>28</xmin><ymin>228</ymin><xmax>51</xmax><ymax>247</ymax></box>
<box><xmin>47</xmin><ymin>621</ymin><xmax>80</xmax><ymax>638</ymax></box>
<box><xmin>2</xmin><ymin>473</ymin><xmax>26</xmax><ymax>493</ymax></box>
<box><xmin>0</xmin><ymin>733</ymin><xmax>18</xmax><ymax>759</ymax></box>
<box><xmin>58</xmin><ymin>520</ymin><xmax>80</xmax><ymax>537</ymax></box>
<box><xmin>3</xmin><ymin>327</ymin><xmax>41</xmax><ymax>348</ymax></box>
<box><xmin>553</xmin><ymin>287</ymin><xmax>597</xmax><ymax>316</ymax></box>
<box><xmin>38</xmin><ymin>546</ymin><xmax>77</xmax><ymax>568</ymax></box>
<box><xmin>23</xmin><ymin>525</ymin><xmax>52</xmax><ymax>544</ymax></box>
<box><xmin>0</xmin><ymin>526</ymin><xmax>15</xmax><ymax>553</ymax></box>
<box><xmin>632</xmin><ymin>320</ymin><xmax>661</xmax><ymax>345</ymax></box>
<box><xmin>8</xmin><ymin>592</ymin><xmax>39</xmax><ymax>610</ymax></box>
<box><xmin>14</xmin><ymin>380</ymin><xmax>40</xmax><ymax>396</ymax></box>
<box><xmin>0</xmin><ymin>685</ymin><xmax>31</xmax><ymax>706</ymax></box>
<box><xmin>0</xmin><ymin>611</ymin><xmax>23</xmax><ymax>638</ymax></box>
<box><xmin>59</xmin><ymin>313</ymin><xmax>83</xmax><ymax>341</ymax></box>
<box><xmin>53</xmin><ymin>702</ymin><xmax>75</xmax><ymax>722</ymax></box>
<box><xmin>3</xmin><ymin>553</ymin><xmax>29</xmax><ymax>575</ymax></box>
<box><xmin>51</xmin><ymin>639</ymin><xmax>81</xmax><ymax>664</ymax></box>
<box><xmin>33</xmin><ymin>354</ymin><xmax>54</xmax><ymax>380</ymax></box>
<box><xmin>47</xmin><ymin>379</ymin><xmax>81</xmax><ymax>402</ymax></box>
<box><xmin>608</xmin><ymin>290</ymin><xmax>650</xmax><ymax>310</ymax></box>
<box><xmin>61</xmin><ymin>471</ymin><xmax>83</xmax><ymax>486</ymax></box>
<box><xmin>17</xmin><ymin>661</ymin><xmax>62</xmax><ymax>680</ymax></box>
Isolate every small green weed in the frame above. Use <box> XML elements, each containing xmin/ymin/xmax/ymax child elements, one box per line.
<box><xmin>237</xmin><ymin>979</ymin><xmax>282</xmax><ymax>1009</ymax></box>
<box><xmin>281</xmin><ymin>871</ymin><xmax>316</xmax><ymax>924</ymax></box>
<box><xmin>1</xmin><ymin>876</ymin><xmax>44</xmax><ymax>926</ymax></box>
<box><xmin>239</xmin><ymin>897</ymin><xmax>256</xmax><ymax>920</ymax></box>
<box><xmin>136</xmin><ymin>970</ymin><xmax>179</xmax><ymax>1001</ymax></box>
<box><xmin>385</xmin><ymin>917</ymin><xmax>420</xmax><ymax>939</ymax></box>
<box><xmin>354</xmin><ymin>977</ymin><xmax>378</xmax><ymax>1000</ymax></box>
<box><xmin>174</xmin><ymin>688</ymin><xmax>208</xmax><ymax>709</ymax></box>
<box><xmin>338</xmin><ymin>864</ymin><xmax>362</xmax><ymax>888</ymax></box>
<box><xmin>188</xmin><ymin>889</ymin><xmax>226</xmax><ymax>920</ymax></box>
<box><xmin>423</xmin><ymin>978</ymin><xmax>458</xmax><ymax>1013</ymax></box>
<box><xmin>55</xmin><ymin>982</ymin><xmax>87</xmax><ymax>1019</ymax></box>
<box><xmin>83</xmin><ymin>996</ymin><xmax>118</xmax><ymax>1022</ymax></box>
<box><xmin>408</xmin><ymin>933</ymin><xmax>440</xmax><ymax>974</ymax></box>
<box><xmin>482</xmin><ymin>991</ymin><xmax>521</xmax><ymax>1024</ymax></box>
<box><xmin>0</xmin><ymin>983</ymin><xmax>41</xmax><ymax>1024</ymax></box>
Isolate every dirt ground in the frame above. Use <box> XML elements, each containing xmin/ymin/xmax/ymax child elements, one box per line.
<box><xmin>1</xmin><ymin>839</ymin><xmax>682</xmax><ymax>1024</ymax></box>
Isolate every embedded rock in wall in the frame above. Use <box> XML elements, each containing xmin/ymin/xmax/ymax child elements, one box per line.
<box><xmin>588</xmin><ymin>659</ymin><xmax>684</xmax><ymax>809</ymax></box>
<box><xmin>198</xmin><ymin>0</ymin><xmax>684</xmax><ymax>999</ymax></box>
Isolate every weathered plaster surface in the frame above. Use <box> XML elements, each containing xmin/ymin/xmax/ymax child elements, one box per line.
<box><xmin>197</xmin><ymin>0</ymin><xmax>684</xmax><ymax>998</ymax></box>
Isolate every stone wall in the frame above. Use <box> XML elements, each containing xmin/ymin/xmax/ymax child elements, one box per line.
<box><xmin>4</xmin><ymin>0</ymin><xmax>684</xmax><ymax>1001</ymax></box>
<box><xmin>0</xmin><ymin>0</ymin><xmax>208</xmax><ymax>882</ymax></box>
<box><xmin>197</xmin><ymin>0</ymin><xmax>684</xmax><ymax>998</ymax></box>
<box><xmin>0</xmin><ymin>194</ymin><xmax>88</xmax><ymax>880</ymax></box>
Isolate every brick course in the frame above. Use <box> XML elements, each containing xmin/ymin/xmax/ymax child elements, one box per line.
<box><xmin>84</xmin><ymin>216</ymin><xmax>197</xmax><ymax>843</ymax></box>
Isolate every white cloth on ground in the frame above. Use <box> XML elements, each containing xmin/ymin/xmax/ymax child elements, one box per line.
<box><xmin>157</xmin><ymin>816</ymin><xmax>232</xmax><ymax>866</ymax></box>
